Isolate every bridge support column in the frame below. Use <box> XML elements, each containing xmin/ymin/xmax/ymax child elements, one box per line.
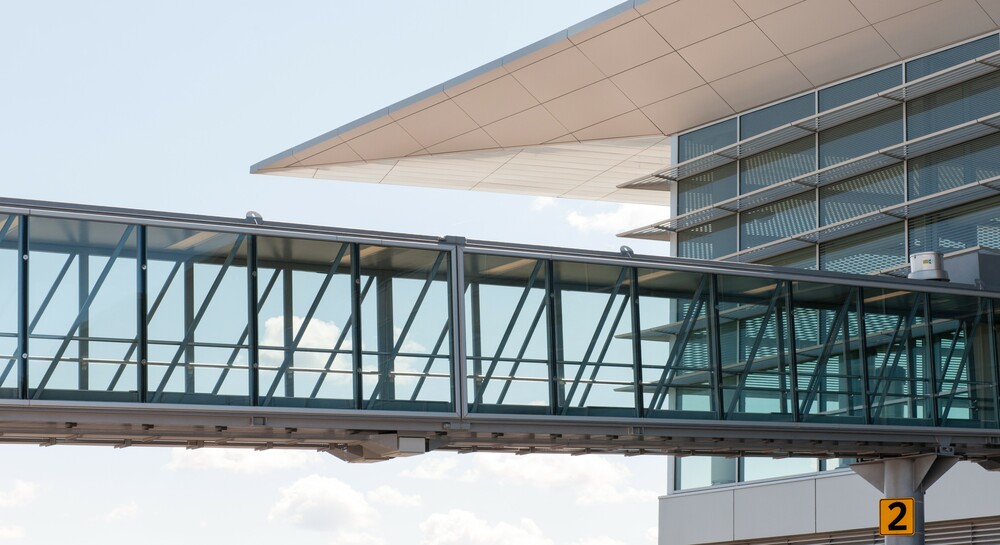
<box><xmin>850</xmin><ymin>454</ymin><xmax>958</xmax><ymax>545</ymax></box>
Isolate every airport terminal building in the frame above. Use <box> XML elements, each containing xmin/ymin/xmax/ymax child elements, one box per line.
<box><xmin>251</xmin><ymin>1</ymin><xmax>1000</xmax><ymax>544</ymax></box>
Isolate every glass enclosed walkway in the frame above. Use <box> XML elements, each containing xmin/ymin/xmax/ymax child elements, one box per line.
<box><xmin>1</xmin><ymin>198</ymin><xmax>1000</xmax><ymax>460</ymax></box>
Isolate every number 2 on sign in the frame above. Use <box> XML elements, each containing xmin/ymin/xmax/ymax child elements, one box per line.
<box><xmin>879</xmin><ymin>498</ymin><xmax>915</xmax><ymax>536</ymax></box>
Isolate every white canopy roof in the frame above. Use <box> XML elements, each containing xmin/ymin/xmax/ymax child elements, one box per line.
<box><xmin>253</xmin><ymin>0</ymin><xmax>1000</xmax><ymax>205</ymax></box>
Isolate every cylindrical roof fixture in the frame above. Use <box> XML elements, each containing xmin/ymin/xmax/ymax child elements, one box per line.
<box><xmin>908</xmin><ymin>251</ymin><xmax>949</xmax><ymax>281</ymax></box>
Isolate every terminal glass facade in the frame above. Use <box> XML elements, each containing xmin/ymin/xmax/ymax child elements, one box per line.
<box><xmin>672</xmin><ymin>33</ymin><xmax>1000</xmax><ymax>274</ymax></box>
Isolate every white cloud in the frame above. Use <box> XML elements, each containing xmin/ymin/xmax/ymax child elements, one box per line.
<box><xmin>168</xmin><ymin>448</ymin><xmax>318</xmax><ymax>474</ymax></box>
<box><xmin>419</xmin><ymin>509</ymin><xmax>552</xmax><ymax>545</ymax></box>
<box><xmin>401</xmin><ymin>457</ymin><xmax>458</xmax><ymax>480</ymax></box>
<box><xmin>0</xmin><ymin>525</ymin><xmax>24</xmax><ymax>540</ymax></box>
<box><xmin>645</xmin><ymin>527</ymin><xmax>658</xmax><ymax>544</ymax></box>
<box><xmin>566</xmin><ymin>204</ymin><xmax>668</xmax><ymax>234</ymax></box>
<box><xmin>531</xmin><ymin>197</ymin><xmax>555</xmax><ymax>212</ymax></box>
<box><xmin>105</xmin><ymin>501</ymin><xmax>138</xmax><ymax>522</ymax></box>
<box><xmin>261</xmin><ymin>315</ymin><xmax>352</xmax><ymax>373</ymax></box>
<box><xmin>0</xmin><ymin>482</ymin><xmax>37</xmax><ymax>508</ymax></box>
<box><xmin>268</xmin><ymin>475</ymin><xmax>377</xmax><ymax>531</ymax></box>
<box><xmin>572</xmin><ymin>537</ymin><xmax>628</xmax><ymax>545</ymax></box>
<box><xmin>472</xmin><ymin>454</ymin><xmax>657</xmax><ymax>505</ymax></box>
<box><xmin>366</xmin><ymin>485</ymin><xmax>422</xmax><ymax>507</ymax></box>
<box><xmin>331</xmin><ymin>531</ymin><xmax>386</xmax><ymax>545</ymax></box>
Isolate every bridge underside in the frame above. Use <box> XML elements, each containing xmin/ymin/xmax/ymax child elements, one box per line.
<box><xmin>1</xmin><ymin>198</ymin><xmax>1000</xmax><ymax>463</ymax></box>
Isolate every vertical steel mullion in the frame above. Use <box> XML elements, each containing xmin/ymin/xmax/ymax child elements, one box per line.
<box><xmin>707</xmin><ymin>274</ymin><xmax>724</xmax><ymax>420</ymax></box>
<box><xmin>247</xmin><ymin>235</ymin><xmax>260</xmax><ymax>406</ymax></box>
<box><xmin>78</xmin><ymin>252</ymin><xmax>89</xmax><ymax>391</ymax></box>
<box><xmin>857</xmin><ymin>288</ymin><xmax>872</xmax><ymax>425</ymax></box>
<box><xmin>282</xmin><ymin>263</ymin><xmax>294</xmax><ymax>398</ymax></box>
<box><xmin>17</xmin><ymin>216</ymin><xmax>28</xmax><ymax>400</ymax></box>
<box><xmin>470</xmin><ymin>281</ymin><xmax>482</xmax><ymax>407</ymax></box>
<box><xmin>923</xmin><ymin>293</ymin><xmax>939</xmax><ymax>426</ymax></box>
<box><xmin>350</xmin><ymin>244</ymin><xmax>363</xmax><ymax>411</ymax></box>
<box><xmin>989</xmin><ymin>300</ymin><xmax>1000</xmax><ymax>428</ymax></box>
<box><xmin>449</xmin><ymin>244</ymin><xmax>465</xmax><ymax>414</ymax></box>
<box><xmin>183</xmin><ymin>260</ymin><xmax>195</xmax><ymax>394</ymax></box>
<box><xmin>544</xmin><ymin>259</ymin><xmax>559</xmax><ymax>416</ymax></box>
<box><xmin>785</xmin><ymin>280</ymin><xmax>801</xmax><ymax>422</ymax></box>
<box><xmin>137</xmin><ymin>226</ymin><xmax>149</xmax><ymax>403</ymax></box>
<box><xmin>629</xmin><ymin>267</ymin><xmax>644</xmax><ymax>418</ymax></box>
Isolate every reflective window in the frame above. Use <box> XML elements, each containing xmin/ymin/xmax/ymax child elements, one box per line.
<box><xmin>677</xmin><ymin>164</ymin><xmax>737</xmax><ymax>215</ymax></box>
<box><xmin>464</xmin><ymin>254</ymin><xmax>549</xmax><ymax>414</ymax></box>
<box><xmin>820</xmin><ymin>166</ymin><xmax>904</xmax><ymax>226</ymax></box>
<box><xmin>740</xmin><ymin>195</ymin><xmax>815</xmax><ymax>250</ymax></box>
<box><xmin>553</xmin><ymin>261</ymin><xmax>634</xmax><ymax>417</ymax></box>
<box><xmin>820</xmin><ymin>223</ymin><xmax>905</xmax><ymax>274</ymax></box>
<box><xmin>27</xmin><ymin>218</ymin><xmax>138</xmax><ymax>402</ymax></box>
<box><xmin>907</xmin><ymin>71</ymin><xmax>1000</xmax><ymax>139</ymax></box>
<box><xmin>677</xmin><ymin>216</ymin><xmax>737</xmax><ymax>260</ymax></box>
<box><xmin>819</xmin><ymin>66</ymin><xmax>902</xmax><ymax>112</ymax></box>
<box><xmin>819</xmin><ymin>105</ymin><xmax>903</xmax><ymax>168</ymax></box>
<box><xmin>791</xmin><ymin>282</ymin><xmax>864</xmax><ymax>423</ymax></box>
<box><xmin>637</xmin><ymin>269</ymin><xmax>712</xmax><ymax>418</ymax></box>
<box><xmin>906</xmin><ymin>34</ymin><xmax>999</xmax><ymax>82</ymax></box>
<box><xmin>359</xmin><ymin>245</ymin><xmax>452</xmax><ymax>412</ymax></box>
<box><xmin>862</xmin><ymin>289</ymin><xmax>932</xmax><ymax>425</ymax></box>
<box><xmin>257</xmin><ymin>237</ymin><xmax>354</xmax><ymax>409</ymax></box>
<box><xmin>930</xmin><ymin>294</ymin><xmax>996</xmax><ymax>427</ymax></box>
<box><xmin>740</xmin><ymin>94</ymin><xmax>814</xmax><ymax>140</ymax></box>
<box><xmin>0</xmin><ymin>216</ymin><xmax>17</xmax><ymax>398</ymax></box>
<box><xmin>677</xmin><ymin>118</ymin><xmax>736</xmax><ymax>162</ymax></box>
<box><xmin>740</xmin><ymin>137</ymin><xmax>814</xmax><ymax>194</ymax></box>
<box><xmin>909</xmin><ymin>195</ymin><xmax>1000</xmax><ymax>254</ymax></box>
<box><xmin>908</xmin><ymin>133</ymin><xmax>1000</xmax><ymax>199</ymax></box>
<box><xmin>758</xmin><ymin>247</ymin><xmax>817</xmax><ymax>270</ymax></box>
<box><xmin>146</xmin><ymin>227</ymin><xmax>249</xmax><ymax>405</ymax></box>
<box><xmin>717</xmin><ymin>276</ymin><xmax>792</xmax><ymax>419</ymax></box>
<box><xmin>743</xmin><ymin>458</ymin><xmax>819</xmax><ymax>481</ymax></box>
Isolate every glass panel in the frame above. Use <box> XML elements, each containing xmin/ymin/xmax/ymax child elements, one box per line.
<box><xmin>862</xmin><ymin>289</ymin><xmax>932</xmax><ymax>425</ymax></box>
<box><xmin>553</xmin><ymin>261</ymin><xmax>634</xmax><ymax>417</ymax></box>
<box><xmin>740</xmin><ymin>137</ymin><xmax>814</xmax><ymax>194</ymax></box>
<box><xmin>819</xmin><ymin>105</ymin><xmax>903</xmax><ymax>168</ymax></box>
<box><xmin>819</xmin><ymin>66</ymin><xmax>902</xmax><ymax>112</ymax></box>
<box><xmin>758</xmin><ymin>247</ymin><xmax>817</xmax><ymax>270</ymax></box>
<box><xmin>677</xmin><ymin>216</ymin><xmax>737</xmax><ymax>260</ymax></box>
<box><xmin>742</xmin><ymin>458</ymin><xmax>819</xmax><ymax>482</ymax></box>
<box><xmin>677</xmin><ymin>118</ymin><xmax>736</xmax><ymax>162</ymax></box>
<box><xmin>674</xmin><ymin>456</ymin><xmax>722</xmax><ymax>490</ymax></box>
<box><xmin>820</xmin><ymin>223</ymin><xmax>905</xmax><ymax>274</ymax></box>
<box><xmin>637</xmin><ymin>269</ymin><xmax>713</xmax><ymax>418</ymax></box>
<box><xmin>740</xmin><ymin>94</ymin><xmax>815</xmax><ymax>139</ymax></box>
<box><xmin>909</xmin><ymin>195</ymin><xmax>1000</xmax><ymax>254</ymax></box>
<box><xmin>359</xmin><ymin>245</ymin><xmax>452</xmax><ymax>412</ymax></box>
<box><xmin>0</xmin><ymin>216</ymin><xmax>17</xmax><ymax>398</ymax></box>
<box><xmin>256</xmin><ymin>237</ymin><xmax>354</xmax><ymax>409</ymax></box>
<box><xmin>908</xmin><ymin>133</ymin><xmax>1000</xmax><ymax>199</ymax></box>
<box><xmin>717</xmin><ymin>276</ymin><xmax>793</xmax><ymax>420</ymax></box>
<box><xmin>146</xmin><ymin>227</ymin><xmax>249</xmax><ymax>405</ymax></box>
<box><xmin>464</xmin><ymin>254</ymin><xmax>549</xmax><ymax>414</ymax></box>
<box><xmin>739</xmin><ymin>194</ymin><xmax>815</xmax><ymax>250</ymax></box>
<box><xmin>906</xmin><ymin>34</ymin><xmax>999</xmax><ymax>82</ymax></box>
<box><xmin>907</xmin><ymin>71</ymin><xmax>1000</xmax><ymax>139</ymax></box>
<box><xmin>820</xmin><ymin>165</ymin><xmax>904</xmax><ymax>226</ymax></box>
<box><xmin>27</xmin><ymin>218</ymin><xmax>137</xmax><ymax>402</ymax></box>
<box><xmin>930</xmin><ymin>294</ymin><xmax>996</xmax><ymax>428</ymax></box>
<box><xmin>792</xmin><ymin>282</ymin><xmax>864</xmax><ymax>423</ymax></box>
<box><xmin>677</xmin><ymin>164</ymin><xmax>737</xmax><ymax>215</ymax></box>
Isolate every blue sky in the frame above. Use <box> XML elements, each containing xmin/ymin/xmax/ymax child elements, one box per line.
<box><xmin>0</xmin><ymin>2</ymin><xmax>671</xmax><ymax>544</ymax></box>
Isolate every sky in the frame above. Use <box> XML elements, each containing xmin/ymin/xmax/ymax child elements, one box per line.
<box><xmin>0</xmin><ymin>1</ymin><xmax>670</xmax><ymax>544</ymax></box>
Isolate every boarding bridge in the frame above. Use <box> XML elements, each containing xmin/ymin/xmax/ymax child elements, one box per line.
<box><xmin>0</xmin><ymin>198</ymin><xmax>999</xmax><ymax>465</ymax></box>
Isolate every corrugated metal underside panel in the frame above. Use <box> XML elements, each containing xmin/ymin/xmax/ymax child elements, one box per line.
<box><xmin>700</xmin><ymin>516</ymin><xmax>1000</xmax><ymax>545</ymax></box>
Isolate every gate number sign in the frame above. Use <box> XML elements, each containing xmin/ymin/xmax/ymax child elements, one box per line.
<box><xmin>879</xmin><ymin>498</ymin><xmax>915</xmax><ymax>536</ymax></box>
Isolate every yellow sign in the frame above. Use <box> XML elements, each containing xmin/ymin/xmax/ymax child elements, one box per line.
<box><xmin>879</xmin><ymin>498</ymin><xmax>915</xmax><ymax>536</ymax></box>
